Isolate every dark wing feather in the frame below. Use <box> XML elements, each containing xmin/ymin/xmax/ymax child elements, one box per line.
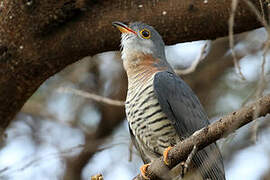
<box><xmin>153</xmin><ymin>71</ymin><xmax>225</xmax><ymax>180</ymax></box>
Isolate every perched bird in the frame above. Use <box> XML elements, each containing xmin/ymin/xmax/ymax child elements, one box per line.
<box><xmin>113</xmin><ymin>21</ymin><xmax>225</xmax><ymax>180</ymax></box>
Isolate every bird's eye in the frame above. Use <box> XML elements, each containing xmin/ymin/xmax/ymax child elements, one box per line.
<box><xmin>140</xmin><ymin>29</ymin><xmax>151</xmax><ymax>39</ymax></box>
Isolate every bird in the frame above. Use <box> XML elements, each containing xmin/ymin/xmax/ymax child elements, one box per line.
<box><xmin>112</xmin><ymin>21</ymin><xmax>225</xmax><ymax>180</ymax></box>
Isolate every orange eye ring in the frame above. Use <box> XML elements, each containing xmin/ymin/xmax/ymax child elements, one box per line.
<box><xmin>140</xmin><ymin>29</ymin><xmax>151</xmax><ymax>39</ymax></box>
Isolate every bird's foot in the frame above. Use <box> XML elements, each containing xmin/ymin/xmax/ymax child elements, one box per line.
<box><xmin>140</xmin><ymin>163</ymin><xmax>151</xmax><ymax>180</ymax></box>
<box><xmin>163</xmin><ymin>146</ymin><xmax>173</xmax><ymax>166</ymax></box>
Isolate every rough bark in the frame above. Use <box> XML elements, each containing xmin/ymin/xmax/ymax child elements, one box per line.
<box><xmin>134</xmin><ymin>94</ymin><xmax>270</xmax><ymax>180</ymax></box>
<box><xmin>0</xmin><ymin>0</ymin><xmax>266</xmax><ymax>132</ymax></box>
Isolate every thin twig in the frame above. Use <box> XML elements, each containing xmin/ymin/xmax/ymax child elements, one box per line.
<box><xmin>229</xmin><ymin>0</ymin><xmax>246</xmax><ymax>80</ymax></box>
<box><xmin>57</xmin><ymin>87</ymin><xmax>125</xmax><ymax>106</ymax></box>
<box><xmin>251</xmin><ymin>39</ymin><xmax>270</xmax><ymax>143</ymax></box>
<box><xmin>242</xmin><ymin>0</ymin><xmax>270</xmax><ymax>143</ymax></box>
<box><xmin>259</xmin><ymin>0</ymin><xmax>266</xmax><ymax>21</ymax></box>
<box><xmin>180</xmin><ymin>145</ymin><xmax>197</xmax><ymax>179</ymax></box>
<box><xmin>175</xmin><ymin>41</ymin><xmax>210</xmax><ymax>75</ymax></box>
<box><xmin>228</xmin><ymin>0</ymin><xmax>270</xmax><ymax>142</ymax></box>
<box><xmin>0</xmin><ymin>138</ymin><xmax>128</xmax><ymax>175</ymax></box>
<box><xmin>222</xmin><ymin>115</ymin><xmax>270</xmax><ymax>164</ymax></box>
<box><xmin>0</xmin><ymin>143</ymin><xmax>84</xmax><ymax>174</ymax></box>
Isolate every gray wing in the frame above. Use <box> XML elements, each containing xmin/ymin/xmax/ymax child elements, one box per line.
<box><xmin>153</xmin><ymin>71</ymin><xmax>225</xmax><ymax>180</ymax></box>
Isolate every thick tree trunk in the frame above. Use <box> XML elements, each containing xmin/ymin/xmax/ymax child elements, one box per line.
<box><xmin>0</xmin><ymin>0</ymin><xmax>266</xmax><ymax>131</ymax></box>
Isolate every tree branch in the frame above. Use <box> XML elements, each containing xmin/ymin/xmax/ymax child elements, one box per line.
<box><xmin>58</xmin><ymin>87</ymin><xmax>125</xmax><ymax>106</ymax></box>
<box><xmin>133</xmin><ymin>94</ymin><xmax>270</xmax><ymax>180</ymax></box>
<box><xmin>0</xmin><ymin>0</ymin><xmax>267</xmax><ymax>131</ymax></box>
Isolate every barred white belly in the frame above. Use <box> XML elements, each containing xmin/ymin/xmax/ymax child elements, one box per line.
<box><xmin>125</xmin><ymin>75</ymin><xmax>180</xmax><ymax>159</ymax></box>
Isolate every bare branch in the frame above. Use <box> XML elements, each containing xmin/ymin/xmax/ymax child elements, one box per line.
<box><xmin>180</xmin><ymin>145</ymin><xmax>198</xmax><ymax>179</ymax></box>
<box><xmin>250</xmin><ymin>37</ymin><xmax>269</xmax><ymax>143</ymax></box>
<box><xmin>175</xmin><ymin>41</ymin><xmax>210</xmax><ymax>75</ymax></box>
<box><xmin>229</xmin><ymin>0</ymin><xmax>246</xmax><ymax>80</ymax></box>
<box><xmin>57</xmin><ymin>87</ymin><xmax>125</xmax><ymax>106</ymax></box>
<box><xmin>238</xmin><ymin>0</ymin><xmax>270</xmax><ymax>143</ymax></box>
<box><xmin>223</xmin><ymin>115</ymin><xmax>270</xmax><ymax>163</ymax></box>
<box><xmin>133</xmin><ymin>94</ymin><xmax>270</xmax><ymax>180</ymax></box>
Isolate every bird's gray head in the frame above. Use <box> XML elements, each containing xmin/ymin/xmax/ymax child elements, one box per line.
<box><xmin>113</xmin><ymin>22</ymin><xmax>166</xmax><ymax>61</ymax></box>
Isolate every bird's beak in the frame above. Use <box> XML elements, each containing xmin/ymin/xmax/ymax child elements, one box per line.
<box><xmin>112</xmin><ymin>21</ymin><xmax>137</xmax><ymax>35</ymax></box>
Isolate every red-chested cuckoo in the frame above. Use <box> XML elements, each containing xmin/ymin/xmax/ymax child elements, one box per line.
<box><xmin>113</xmin><ymin>21</ymin><xmax>225</xmax><ymax>180</ymax></box>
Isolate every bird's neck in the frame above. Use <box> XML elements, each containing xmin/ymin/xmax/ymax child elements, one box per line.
<box><xmin>123</xmin><ymin>53</ymin><xmax>167</xmax><ymax>87</ymax></box>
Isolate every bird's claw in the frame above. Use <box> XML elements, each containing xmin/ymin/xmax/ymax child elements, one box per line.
<box><xmin>163</xmin><ymin>146</ymin><xmax>173</xmax><ymax>165</ymax></box>
<box><xmin>140</xmin><ymin>163</ymin><xmax>151</xmax><ymax>180</ymax></box>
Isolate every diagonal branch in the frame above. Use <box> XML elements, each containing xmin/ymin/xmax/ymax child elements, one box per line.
<box><xmin>57</xmin><ymin>87</ymin><xmax>125</xmax><ymax>106</ymax></box>
<box><xmin>133</xmin><ymin>94</ymin><xmax>270</xmax><ymax>180</ymax></box>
